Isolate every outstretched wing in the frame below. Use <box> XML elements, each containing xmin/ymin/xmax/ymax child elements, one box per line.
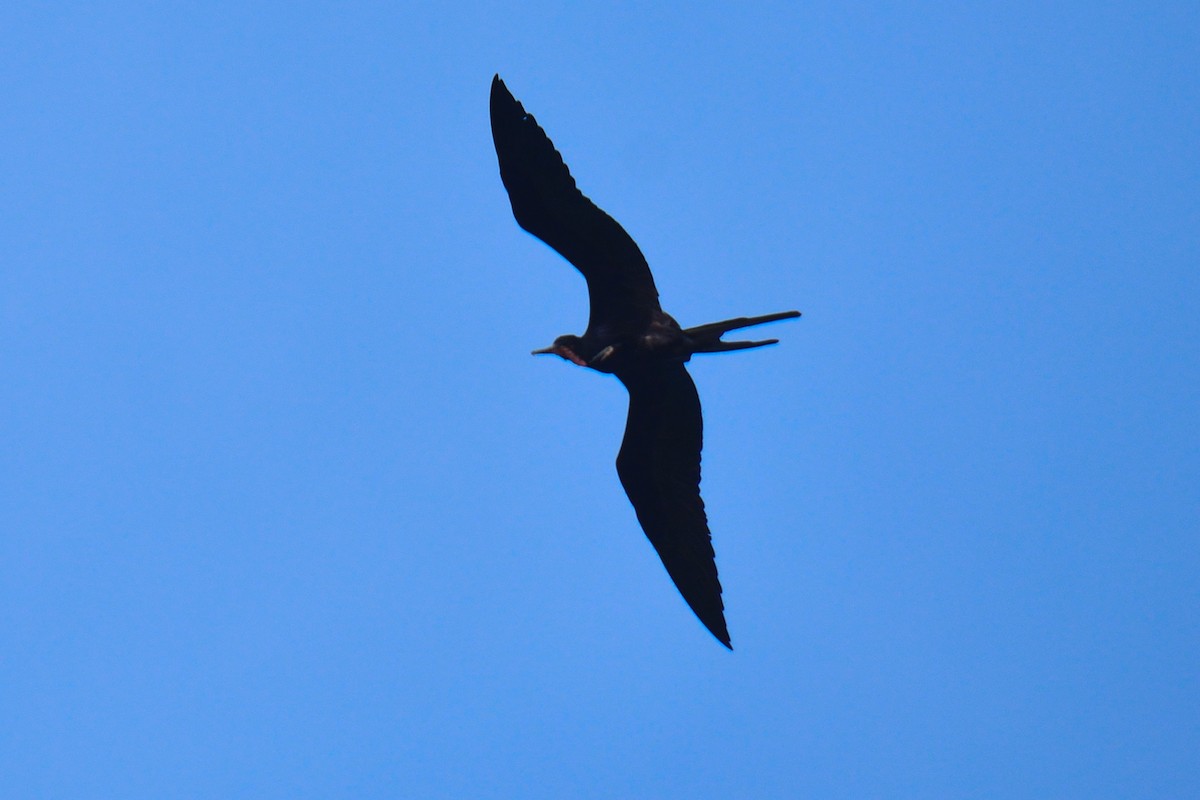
<box><xmin>615</xmin><ymin>362</ymin><xmax>730</xmax><ymax>648</ymax></box>
<box><xmin>489</xmin><ymin>75</ymin><xmax>661</xmax><ymax>335</ymax></box>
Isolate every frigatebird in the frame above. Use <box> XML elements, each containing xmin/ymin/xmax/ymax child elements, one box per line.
<box><xmin>489</xmin><ymin>75</ymin><xmax>799</xmax><ymax>649</ymax></box>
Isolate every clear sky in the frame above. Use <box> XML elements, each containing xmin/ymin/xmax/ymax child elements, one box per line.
<box><xmin>3</xmin><ymin>2</ymin><xmax>1197</xmax><ymax>798</ymax></box>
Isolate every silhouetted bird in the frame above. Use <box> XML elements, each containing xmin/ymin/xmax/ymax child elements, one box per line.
<box><xmin>489</xmin><ymin>75</ymin><xmax>799</xmax><ymax>649</ymax></box>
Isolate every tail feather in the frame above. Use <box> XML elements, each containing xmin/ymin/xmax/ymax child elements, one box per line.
<box><xmin>684</xmin><ymin>310</ymin><xmax>800</xmax><ymax>354</ymax></box>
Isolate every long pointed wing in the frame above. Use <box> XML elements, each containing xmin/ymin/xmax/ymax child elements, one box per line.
<box><xmin>489</xmin><ymin>75</ymin><xmax>661</xmax><ymax>335</ymax></box>
<box><xmin>615</xmin><ymin>362</ymin><xmax>730</xmax><ymax>648</ymax></box>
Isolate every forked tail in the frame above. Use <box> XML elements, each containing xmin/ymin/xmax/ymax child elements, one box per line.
<box><xmin>684</xmin><ymin>310</ymin><xmax>801</xmax><ymax>353</ymax></box>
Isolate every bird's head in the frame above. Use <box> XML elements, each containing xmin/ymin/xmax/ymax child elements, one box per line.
<box><xmin>531</xmin><ymin>335</ymin><xmax>589</xmax><ymax>367</ymax></box>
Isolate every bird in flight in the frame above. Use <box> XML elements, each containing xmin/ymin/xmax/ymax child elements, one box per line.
<box><xmin>489</xmin><ymin>75</ymin><xmax>799</xmax><ymax>649</ymax></box>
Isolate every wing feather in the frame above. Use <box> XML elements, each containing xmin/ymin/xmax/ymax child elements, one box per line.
<box><xmin>615</xmin><ymin>362</ymin><xmax>730</xmax><ymax>648</ymax></box>
<box><xmin>489</xmin><ymin>76</ymin><xmax>661</xmax><ymax>335</ymax></box>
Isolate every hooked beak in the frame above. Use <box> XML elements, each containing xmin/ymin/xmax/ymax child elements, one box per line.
<box><xmin>531</xmin><ymin>343</ymin><xmax>588</xmax><ymax>367</ymax></box>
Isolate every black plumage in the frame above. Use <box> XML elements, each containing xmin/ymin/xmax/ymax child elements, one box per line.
<box><xmin>490</xmin><ymin>75</ymin><xmax>799</xmax><ymax>648</ymax></box>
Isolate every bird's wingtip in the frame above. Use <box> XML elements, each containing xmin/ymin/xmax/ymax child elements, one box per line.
<box><xmin>490</xmin><ymin>74</ymin><xmax>516</xmax><ymax>107</ymax></box>
<box><xmin>707</xmin><ymin>620</ymin><xmax>733</xmax><ymax>650</ymax></box>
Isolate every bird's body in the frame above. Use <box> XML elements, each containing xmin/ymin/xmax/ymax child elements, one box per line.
<box><xmin>490</xmin><ymin>75</ymin><xmax>799</xmax><ymax>648</ymax></box>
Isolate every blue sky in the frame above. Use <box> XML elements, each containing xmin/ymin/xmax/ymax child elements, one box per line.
<box><xmin>3</xmin><ymin>2</ymin><xmax>1197</xmax><ymax>797</ymax></box>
